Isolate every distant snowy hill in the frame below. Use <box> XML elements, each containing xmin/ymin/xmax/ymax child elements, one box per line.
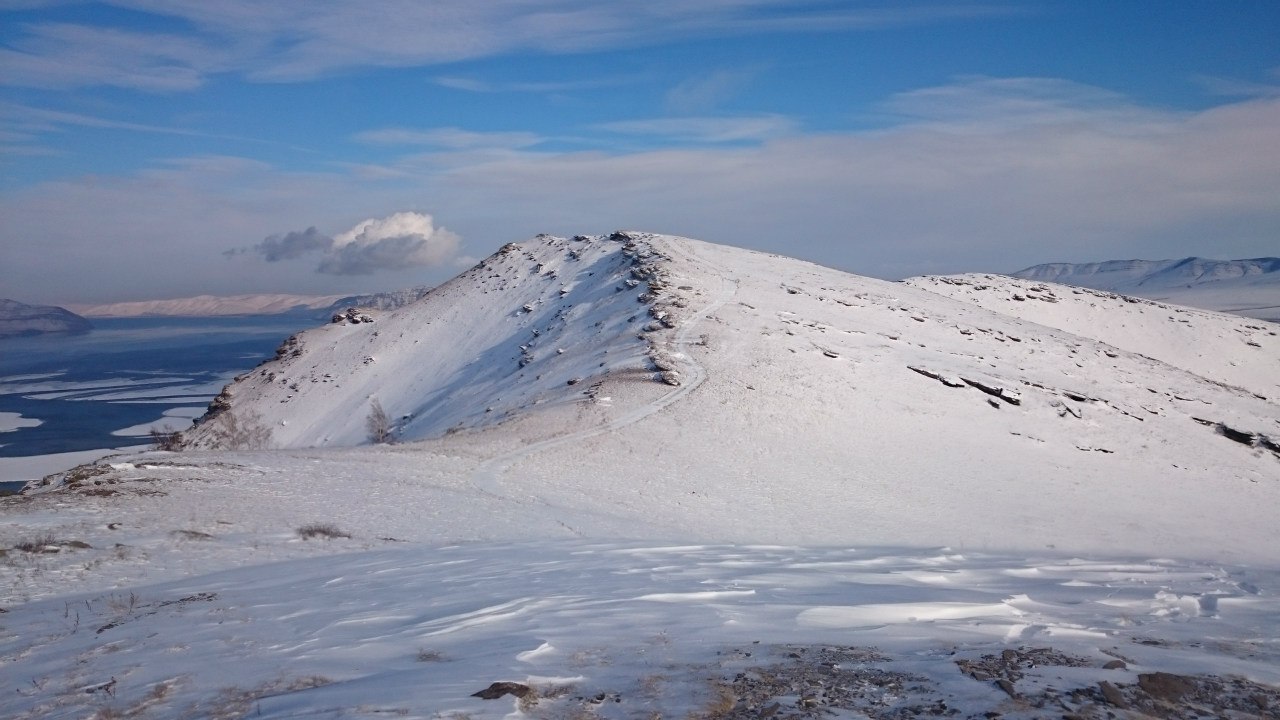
<box><xmin>68</xmin><ymin>287</ymin><xmax>433</xmax><ymax>318</ymax></box>
<box><xmin>0</xmin><ymin>298</ymin><xmax>91</xmax><ymax>337</ymax></box>
<box><xmin>6</xmin><ymin>234</ymin><xmax>1280</xmax><ymax>719</ymax></box>
<box><xmin>1012</xmin><ymin>257</ymin><xmax>1280</xmax><ymax>321</ymax></box>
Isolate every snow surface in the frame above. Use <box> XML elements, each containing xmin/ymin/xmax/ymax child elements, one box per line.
<box><xmin>3</xmin><ymin>233</ymin><xmax>1278</xmax><ymax>718</ymax></box>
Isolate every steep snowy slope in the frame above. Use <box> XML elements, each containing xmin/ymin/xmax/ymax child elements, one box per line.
<box><xmin>184</xmin><ymin>234</ymin><xmax>677</xmax><ymax>448</ymax></box>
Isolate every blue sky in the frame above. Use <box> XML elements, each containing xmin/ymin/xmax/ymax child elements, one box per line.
<box><xmin>2</xmin><ymin>1</ymin><xmax>1278</xmax><ymax>304</ymax></box>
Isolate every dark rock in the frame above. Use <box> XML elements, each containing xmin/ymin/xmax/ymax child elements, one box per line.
<box><xmin>995</xmin><ymin>678</ymin><xmax>1017</xmax><ymax>697</ymax></box>
<box><xmin>472</xmin><ymin>682</ymin><xmax>533</xmax><ymax>700</ymax></box>
<box><xmin>1137</xmin><ymin>672</ymin><xmax>1194</xmax><ymax>702</ymax></box>
<box><xmin>907</xmin><ymin>366</ymin><xmax>966</xmax><ymax>388</ymax></box>
<box><xmin>1097</xmin><ymin>680</ymin><xmax>1128</xmax><ymax>708</ymax></box>
<box><xmin>962</xmin><ymin>377</ymin><xmax>1022</xmax><ymax>405</ymax></box>
<box><xmin>1215</xmin><ymin>423</ymin><xmax>1257</xmax><ymax>445</ymax></box>
<box><xmin>1102</xmin><ymin>659</ymin><xmax>1126</xmax><ymax>670</ymax></box>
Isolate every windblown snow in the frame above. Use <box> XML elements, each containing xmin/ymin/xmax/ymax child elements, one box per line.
<box><xmin>4</xmin><ymin>232</ymin><xmax>1279</xmax><ymax>719</ymax></box>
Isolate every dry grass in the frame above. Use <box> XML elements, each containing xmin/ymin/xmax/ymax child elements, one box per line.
<box><xmin>694</xmin><ymin>682</ymin><xmax>738</xmax><ymax>719</ymax></box>
<box><xmin>13</xmin><ymin>533</ymin><xmax>57</xmax><ymax>552</ymax></box>
<box><xmin>297</xmin><ymin>522</ymin><xmax>351</xmax><ymax>540</ymax></box>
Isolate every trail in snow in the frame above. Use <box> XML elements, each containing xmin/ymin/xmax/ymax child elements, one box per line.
<box><xmin>470</xmin><ymin>239</ymin><xmax>738</xmax><ymax>509</ymax></box>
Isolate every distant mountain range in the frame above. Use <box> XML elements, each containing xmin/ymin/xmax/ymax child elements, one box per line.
<box><xmin>1012</xmin><ymin>257</ymin><xmax>1280</xmax><ymax>321</ymax></box>
<box><xmin>66</xmin><ymin>287</ymin><xmax>433</xmax><ymax>318</ymax></box>
<box><xmin>0</xmin><ymin>298</ymin><xmax>92</xmax><ymax>338</ymax></box>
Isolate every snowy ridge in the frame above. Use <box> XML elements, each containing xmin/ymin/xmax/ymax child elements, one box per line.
<box><xmin>184</xmin><ymin>232</ymin><xmax>687</xmax><ymax>448</ymax></box>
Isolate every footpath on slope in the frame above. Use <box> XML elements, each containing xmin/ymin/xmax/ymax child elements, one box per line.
<box><xmin>470</xmin><ymin>238</ymin><xmax>739</xmax><ymax>518</ymax></box>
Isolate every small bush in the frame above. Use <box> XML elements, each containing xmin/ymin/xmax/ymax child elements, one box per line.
<box><xmin>200</xmin><ymin>410</ymin><xmax>273</xmax><ymax>450</ymax></box>
<box><xmin>13</xmin><ymin>533</ymin><xmax>57</xmax><ymax>552</ymax></box>
<box><xmin>366</xmin><ymin>398</ymin><xmax>393</xmax><ymax>444</ymax></box>
<box><xmin>149</xmin><ymin>426</ymin><xmax>184</xmax><ymax>451</ymax></box>
<box><xmin>297</xmin><ymin>522</ymin><xmax>351</xmax><ymax>540</ymax></box>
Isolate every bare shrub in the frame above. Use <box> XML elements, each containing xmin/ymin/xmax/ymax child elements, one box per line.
<box><xmin>297</xmin><ymin>522</ymin><xmax>351</xmax><ymax>540</ymax></box>
<box><xmin>149</xmin><ymin>426</ymin><xmax>184</xmax><ymax>451</ymax></box>
<box><xmin>200</xmin><ymin>410</ymin><xmax>272</xmax><ymax>450</ymax></box>
<box><xmin>13</xmin><ymin>533</ymin><xmax>57</xmax><ymax>552</ymax></box>
<box><xmin>366</xmin><ymin>398</ymin><xmax>393</xmax><ymax>444</ymax></box>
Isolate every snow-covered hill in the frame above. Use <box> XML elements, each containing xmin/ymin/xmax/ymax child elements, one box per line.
<box><xmin>0</xmin><ymin>298</ymin><xmax>91</xmax><ymax>337</ymax></box>
<box><xmin>1012</xmin><ymin>257</ymin><xmax>1280</xmax><ymax>321</ymax></box>
<box><xmin>68</xmin><ymin>292</ymin><xmax>346</xmax><ymax>317</ymax></box>
<box><xmin>69</xmin><ymin>289</ymin><xmax>436</xmax><ymax>318</ymax></box>
<box><xmin>5</xmin><ymin>233</ymin><xmax>1279</xmax><ymax>719</ymax></box>
<box><xmin>178</xmin><ymin>233</ymin><xmax>1279</xmax><ymax>562</ymax></box>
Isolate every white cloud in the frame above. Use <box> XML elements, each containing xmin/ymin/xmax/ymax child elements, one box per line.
<box><xmin>320</xmin><ymin>212</ymin><xmax>460</xmax><ymax>275</ymax></box>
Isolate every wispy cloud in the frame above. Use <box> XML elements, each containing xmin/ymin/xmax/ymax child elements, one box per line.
<box><xmin>1191</xmin><ymin>70</ymin><xmax>1280</xmax><ymax>98</ymax></box>
<box><xmin>433</xmin><ymin>74</ymin><xmax>644</xmax><ymax>94</ymax></box>
<box><xmin>664</xmin><ymin>68</ymin><xmax>761</xmax><ymax>114</ymax></box>
<box><xmin>354</xmin><ymin>127</ymin><xmax>544</xmax><ymax>150</ymax></box>
<box><xmin>878</xmin><ymin>76</ymin><xmax>1165</xmax><ymax>129</ymax></box>
<box><xmin>596</xmin><ymin>115</ymin><xmax>797</xmax><ymax>143</ymax></box>
<box><xmin>0</xmin><ymin>22</ymin><xmax>233</xmax><ymax>91</ymax></box>
<box><xmin>1</xmin><ymin>1</ymin><xmax>1020</xmax><ymax>88</ymax></box>
<box><xmin>1</xmin><ymin>102</ymin><xmax>210</xmax><ymax>137</ymax></box>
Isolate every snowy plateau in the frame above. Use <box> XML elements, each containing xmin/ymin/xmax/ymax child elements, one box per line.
<box><xmin>3</xmin><ymin>232</ymin><xmax>1279</xmax><ymax>719</ymax></box>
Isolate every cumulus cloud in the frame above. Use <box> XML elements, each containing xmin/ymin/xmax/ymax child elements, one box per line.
<box><xmin>318</xmin><ymin>212</ymin><xmax>460</xmax><ymax>275</ymax></box>
<box><xmin>229</xmin><ymin>212</ymin><xmax>459</xmax><ymax>275</ymax></box>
